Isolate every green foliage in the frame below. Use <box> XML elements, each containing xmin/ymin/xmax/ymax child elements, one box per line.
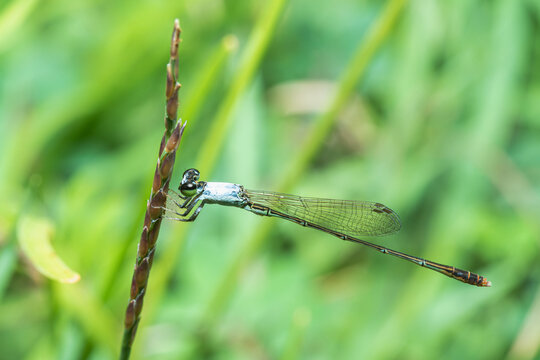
<box><xmin>17</xmin><ymin>216</ymin><xmax>80</xmax><ymax>283</ymax></box>
<box><xmin>1</xmin><ymin>0</ymin><xmax>539</xmax><ymax>359</ymax></box>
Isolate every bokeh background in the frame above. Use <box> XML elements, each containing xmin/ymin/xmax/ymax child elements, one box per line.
<box><xmin>1</xmin><ymin>0</ymin><xmax>539</xmax><ymax>359</ymax></box>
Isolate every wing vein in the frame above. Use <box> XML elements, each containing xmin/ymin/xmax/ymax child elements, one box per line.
<box><xmin>245</xmin><ymin>189</ymin><xmax>401</xmax><ymax>237</ymax></box>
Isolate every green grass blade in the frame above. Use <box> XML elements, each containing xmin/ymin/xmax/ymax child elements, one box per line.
<box><xmin>53</xmin><ymin>282</ymin><xmax>120</xmax><ymax>355</ymax></box>
<box><xmin>138</xmin><ymin>0</ymin><xmax>288</xmax><ymax>337</ymax></box>
<box><xmin>0</xmin><ymin>0</ymin><xmax>39</xmax><ymax>53</ymax></box>
<box><xmin>279</xmin><ymin>308</ymin><xmax>312</xmax><ymax>360</ymax></box>
<box><xmin>182</xmin><ymin>35</ymin><xmax>239</xmax><ymax>123</ymax></box>
<box><xmin>199</xmin><ymin>0</ymin><xmax>407</xmax><ymax>331</ymax></box>
<box><xmin>0</xmin><ymin>242</ymin><xmax>18</xmax><ymax>300</ymax></box>
<box><xmin>279</xmin><ymin>0</ymin><xmax>408</xmax><ymax>190</ymax></box>
<box><xmin>195</xmin><ymin>0</ymin><xmax>289</xmax><ymax>177</ymax></box>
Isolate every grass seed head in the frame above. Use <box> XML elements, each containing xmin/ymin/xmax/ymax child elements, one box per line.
<box><xmin>166</xmin><ymin>84</ymin><xmax>180</xmax><ymax>121</ymax></box>
<box><xmin>138</xmin><ymin>227</ymin><xmax>149</xmax><ymax>258</ymax></box>
<box><xmin>134</xmin><ymin>295</ymin><xmax>144</xmax><ymax>317</ymax></box>
<box><xmin>165</xmin><ymin>123</ymin><xmax>181</xmax><ymax>152</ymax></box>
<box><xmin>135</xmin><ymin>258</ymin><xmax>149</xmax><ymax>288</ymax></box>
<box><xmin>147</xmin><ymin>221</ymin><xmax>161</xmax><ymax>247</ymax></box>
<box><xmin>149</xmin><ymin>190</ymin><xmax>166</xmax><ymax>220</ymax></box>
<box><xmin>166</xmin><ymin>63</ymin><xmax>174</xmax><ymax>98</ymax></box>
<box><xmin>152</xmin><ymin>166</ymin><xmax>161</xmax><ymax>194</ymax></box>
<box><xmin>130</xmin><ymin>275</ymin><xmax>138</xmax><ymax>299</ymax></box>
<box><xmin>124</xmin><ymin>300</ymin><xmax>136</xmax><ymax>328</ymax></box>
<box><xmin>160</xmin><ymin>153</ymin><xmax>175</xmax><ymax>178</ymax></box>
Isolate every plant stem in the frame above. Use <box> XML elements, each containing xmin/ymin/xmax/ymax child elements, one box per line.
<box><xmin>132</xmin><ymin>0</ymin><xmax>286</xmax><ymax>345</ymax></box>
<box><xmin>135</xmin><ymin>33</ymin><xmax>239</xmax><ymax>326</ymax></box>
<box><xmin>119</xmin><ymin>19</ymin><xmax>185</xmax><ymax>360</ymax></box>
<box><xmin>195</xmin><ymin>0</ymin><xmax>289</xmax><ymax>177</ymax></box>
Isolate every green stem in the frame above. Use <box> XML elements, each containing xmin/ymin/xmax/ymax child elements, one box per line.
<box><xmin>195</xmin><ymin>0</ymin><xmax>289</xmax><ymax>177</ymax></box>
<box><xmin>182</xmin><ymin>35</ymin><xmax>239</xmax><ymax>123</ymax></box>
<box><xmin>280</xmin><ymin>308</ymin><xmax>311</xmax><ymax>360</ymax></box>
<box><xmin>280</xmin><ymin>0</ymin><xmax>407</xmax><ymax>190</ymax></box>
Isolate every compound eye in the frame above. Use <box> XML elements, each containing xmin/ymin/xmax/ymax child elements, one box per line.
<box><xmin>182</xmin><ymin>168</ymin><xmax>200</xmax><ymax>182</ymax></box>
<box><xmin>180</xmin><ymin>182</ymin><xmax>197</xmax><ymax>197</ymax></box>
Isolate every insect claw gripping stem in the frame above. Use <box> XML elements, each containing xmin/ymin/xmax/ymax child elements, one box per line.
<box><xmin>170</xmin><ymin>199</ymin><xmax>201</xmax><ymax>217</ymax></box>
<box><xmin>160</xmin><ymin>201</ymin><xmax>206</xmax><ymax>222</ymax></box>
<box><xmin>167</xmin><ymin>195</ymin><xmax>191</xmax><ymax>210</ymax></box>
<box><xmin>174</xmin><ymin>203</ymin><xmax>205</xmax><ymax>222</ymax></box>
<box><xmin>120</xmin><ymin>20</ymin><xmax>186</xmax><ymax>360</ymax></box>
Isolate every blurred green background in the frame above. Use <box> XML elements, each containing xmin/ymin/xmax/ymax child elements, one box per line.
<box><xmin>1</xmin><ymin>0</ymin><xmax>539</xmax><ymax>359</ymax></box>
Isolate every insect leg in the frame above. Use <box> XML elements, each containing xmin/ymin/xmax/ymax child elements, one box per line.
<box><xmin>163</xmin><ymin>202</ymin><xmax>206</xmax><ymax>222</ymax></box>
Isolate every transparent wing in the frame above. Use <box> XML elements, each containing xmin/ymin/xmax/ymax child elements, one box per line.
<box><xmin>161</xmin><ymin>188</ymin><xmax>191</xmax><ymax>219</ymax></box>
<box><xmin>245</xmin><ymin>189</ymin><xmax>401</xmax><ymax>237</ymax></box>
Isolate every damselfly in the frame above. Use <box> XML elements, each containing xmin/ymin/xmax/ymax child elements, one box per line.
<box><xmin>160</xmin><ymin>168</ymin><xmax>491</xmax><ymax>287</ymax></box>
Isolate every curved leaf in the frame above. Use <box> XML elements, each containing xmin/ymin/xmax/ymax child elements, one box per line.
<box><xmin>17</xmin><ymin>216</ymin><xmax>80</xmax><ymax>283</ymax></box>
